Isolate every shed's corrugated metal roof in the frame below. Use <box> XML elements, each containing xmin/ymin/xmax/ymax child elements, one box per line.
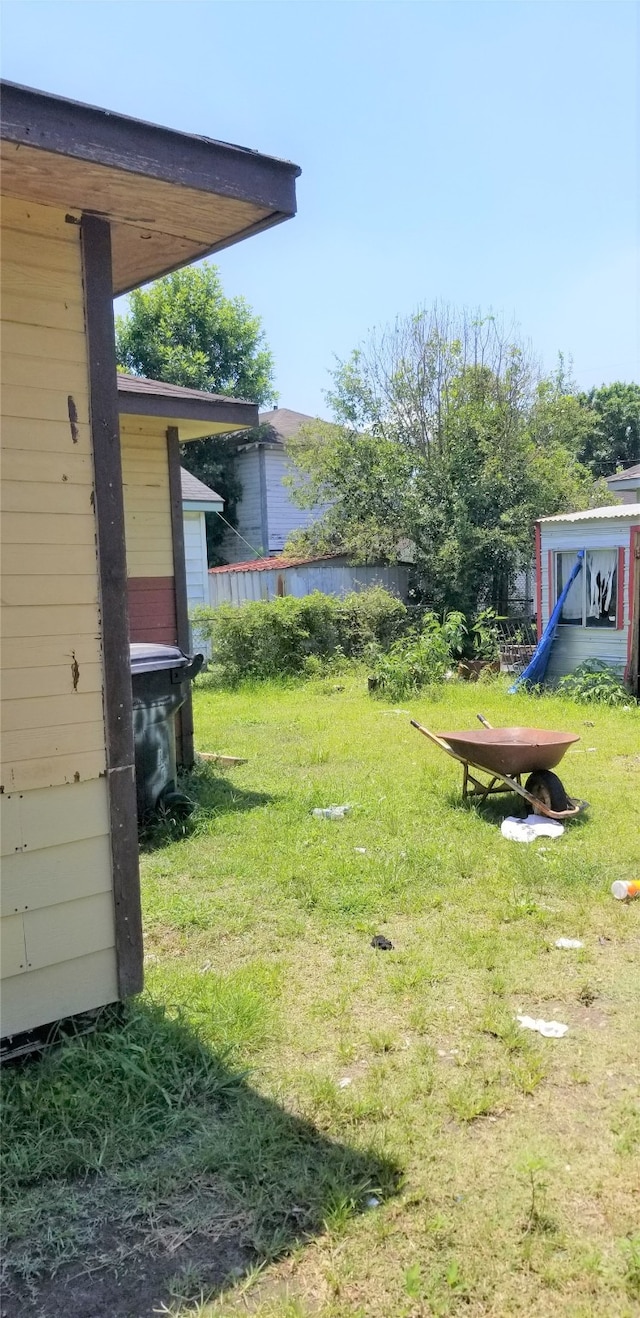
<box><xmin>538</xmin><ymin>503</ymin><xmax>640</xmax><ymax>523</ymax></box>
<box><xmin>209</xmin><ymin>553</ymin><xmax>340</xmax><ymax>575</ymax></box>
<box><xmin>180</xmin><ymin>468</ymin><xmax>222</xmax><ymax>503</ymax></box>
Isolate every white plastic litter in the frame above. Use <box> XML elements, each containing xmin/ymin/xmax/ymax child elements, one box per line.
<box><xmin>354</xmin><ymin>847</ymin><xmax>367</xmax><ymax>854</ymax></box>
<box><xmin>312</xmin><ymin>805</ymin><xmax>350</xmax><ymax>819</ymax></box>
<box><xmin>555</xmin><ymin>938</ymin><xmax>583</xmax><ymax>950</ymax></box>
<box><xmin>501</xmin><ymin>814</ymin><xmax>565</xmax><ymax>843</ymax></box>
<box><xmin>517</xmin><ymin>1014</ymin><xmax>568</xmax><ymax>1038</ymax></box>
<box><xmin>364</xmin><ymin>1195</ymin><xmax>380</xmax><ymax>1209</ymax></box>
<box><xmin>338</xmin><ymin>1077</ymin><xmax>352</xmax><ymax>1089</ymax></box>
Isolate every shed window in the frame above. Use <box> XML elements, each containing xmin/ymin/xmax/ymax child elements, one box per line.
<box><xmin>556</xmin><ymin>548</ymin><xmax>618</xmax><ymax>628</ymax></box>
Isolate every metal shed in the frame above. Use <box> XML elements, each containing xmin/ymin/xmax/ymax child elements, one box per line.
<box><xmin>209</xmin><ymin>554</ymin><xmax>410</xmax><ymax>606</ymax></box>
<box><xmin>536</xmin><ymin>504</ymin><xmax>640</xmax><ymax>691</ymax></box>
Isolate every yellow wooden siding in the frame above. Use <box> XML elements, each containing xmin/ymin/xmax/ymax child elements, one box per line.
<box><xmin>1</xmin><ymin>837</ymin><xmax>112</xmax><ymax>918</ymax></box>
<box><xmin>0</xmin><ymin>197</ymin><xmax>118</xmax><ymax>1036</ymax></box>
<box><xmin>121</xmin><ymin>419</ymin><xmax>174</xmax><ymax>577</ymax></box>
<box><xmin>0</xmin><ymin>949</ymin><xmax>118</xmax><ymax>1038</ymax></box>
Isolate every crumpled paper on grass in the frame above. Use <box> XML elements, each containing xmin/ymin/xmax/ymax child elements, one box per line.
<box><xmin>517</xmin><ymin>1014</ymin><xmax>568</xmax><ymax>1038</ymax></box>
<box><xmin>501</xmin><ymin>814</ymin><xmax>565</xmax><ymax>843</ymax></box>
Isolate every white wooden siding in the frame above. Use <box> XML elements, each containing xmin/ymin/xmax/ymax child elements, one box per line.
<box><xmin>220</xmin><ymin>448</ymin><xmax>264</xmax><ymax>562</ymax></box>
<box><xmin>0</xmin><ymin>196</ymin><xmax>117</xmax><ymax>1037</ymax></box>
<box><xmin>183</xmin><ymin>510</ymin><xmax>209</xmax><ymax>608</ymax></box>
<box><xmin>264</xmin><ymin>448</ymin><xmax>327</xmax><ymax>553</ymax></box>
<box><xmin>540</xmin><ymin>519</ymin><xmax>633</xmax><ymax>679</ymax></box>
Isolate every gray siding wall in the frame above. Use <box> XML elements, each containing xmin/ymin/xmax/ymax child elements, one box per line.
<box><xmin>540</xmin><ymin>519</ymin><xmax>632</xmax><ymax>679</ymax></box>
<box><xmin>220</xmin><ymin>449</ymin><xmax>265</xmax><ymax>563</ymax></box>
<box><xmin>264</xmin><ymin>448</ymin><xmax>327</xmax><ymax>553</ymax></box>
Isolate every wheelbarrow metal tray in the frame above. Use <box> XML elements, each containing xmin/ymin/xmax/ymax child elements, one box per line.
<box><xmin>438</xmin><ymin>728</ymin><xmax>580</xmax><ymax>776</ymax></box>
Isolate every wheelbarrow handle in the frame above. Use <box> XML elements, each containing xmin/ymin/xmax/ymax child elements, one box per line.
<box><xmin>477</xmin><ymin>714</ymin><xmax>493</xmax><ymax>729</ymax></box>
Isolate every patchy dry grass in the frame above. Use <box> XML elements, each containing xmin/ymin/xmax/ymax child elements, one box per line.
<box><xmin>2</xmin><ymin>673</ymin><xmax>639</xmax><ymax>1317</ymax></box>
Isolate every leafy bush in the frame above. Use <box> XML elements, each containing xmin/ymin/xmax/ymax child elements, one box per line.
<box><xmin>556</xmin><ymin>659</ymin><xmax>633</xmax><ymax>707</ymax></box>
<box><xmin>368</xmin><ymin>612</ymin><xmax>455</xmax><ymax>701</ymax></box>
<box><xmin>191</xmin><ymin>588</ymin><xmax>407</xmax><ymax>683</ymax></box>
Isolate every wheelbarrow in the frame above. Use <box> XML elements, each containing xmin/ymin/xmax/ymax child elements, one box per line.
<box><xmin>411</xmin><ymin>715</ymin><xmax>588</xmax><ymax>819</ymax></box>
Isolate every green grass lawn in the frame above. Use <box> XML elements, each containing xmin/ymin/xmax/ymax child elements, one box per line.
<box><xmin>2</xmin><ymin>673</ymin><xmax>639</xmax><ymax>1317</ymax></box>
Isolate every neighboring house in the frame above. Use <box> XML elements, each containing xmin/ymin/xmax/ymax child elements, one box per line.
<box><xmin>116</xmin><ymin>373</ymin><xmax>252</xmax><ymax>765</ymax></box>
<box><xmin>221</xmin><ymin>407</ymin><xmax>327</xmax><ymax>562</ymax></box>
<box><xmin>536</xmin><ymin>504</ymin><xmax>640</xmax><ymax>690</ymax></box>
<box><xmin>0</xmin><ymin>80</ymin><xmax>299</xmax><ymax>1044</ymax></box>
<box><xmin>605</xmin><ymin>462</ymin><xmax>640</xmax><ymax>505</ymax></box>
<box><xmin>209</xmin><ymin>554</ymin><xmax>410</xmax><ymax>606</ymax></box>
<box><xmin>181</xmin><ymin>468</ymin><xmax>223</xmax><ymax>612</ymax></box>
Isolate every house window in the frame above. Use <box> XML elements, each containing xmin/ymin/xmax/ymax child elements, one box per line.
<box><xmin>556</xmin><ymin>549</ymin><xmax>618</xmax><ymax>628</ymax></box>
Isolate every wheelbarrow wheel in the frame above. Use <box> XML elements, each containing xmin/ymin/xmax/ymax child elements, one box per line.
<box><xmin>524</xmin><ymin>770</ymin><xmax>569</xmax><ymax>813</ymax></box>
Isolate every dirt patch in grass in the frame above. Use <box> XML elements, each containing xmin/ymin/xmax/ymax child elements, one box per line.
<box><xmin>3</xmin><ymin>1216</ymin><xmax>251</xmax><ymax>1318</ymax></box>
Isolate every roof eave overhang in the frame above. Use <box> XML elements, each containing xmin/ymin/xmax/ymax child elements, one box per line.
<box><xmin>0</xmin><ymin>81</ymin><xmax>300</xmax><ymax>294</ymax></box>
<box><xmin>183</xmin><ymin>499</ymin><xmax>224</xmax><ymax>513</ymax></box>
<box><xmin>118</xmin><ymin>391</ymin><xmax>259</xmax><ymax>440</ymax></box>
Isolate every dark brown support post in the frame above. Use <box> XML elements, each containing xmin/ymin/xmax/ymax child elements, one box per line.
<box><xmin>81</xmin><ymin>214</ymin><xmax>143</xmax><ymax>998</ymax></box>
<box><xmin>167</xmin><ymin>425</ymin><xmax>195</xmax><ymax>767</ymax></box>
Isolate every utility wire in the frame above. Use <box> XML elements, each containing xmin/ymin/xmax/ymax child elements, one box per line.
<box><xmin>214</xmin><ymin>510</ymin><xmax>265</xmax><ymax>561</ymax></box>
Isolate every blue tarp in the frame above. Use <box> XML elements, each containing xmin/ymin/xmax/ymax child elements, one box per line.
<box><xmin>509</xmin><ymin>549</ymin><xmax>584</xmax><ymax>692</ymax></box>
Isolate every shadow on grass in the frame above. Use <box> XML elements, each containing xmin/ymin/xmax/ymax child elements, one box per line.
<box><xmin>139</xmin><ymin>763</ymin><xmax>277</xmax><ymax>853</ymax></box>
<box><xmin>443</xmin><ymin>789</ymin><xmax>591</xmax><ymax>831</ymax></box>
<box><xmin>1</xmin><ymin>1001</ymin><xmax>399</xmax><ymax>1318</ymax></box>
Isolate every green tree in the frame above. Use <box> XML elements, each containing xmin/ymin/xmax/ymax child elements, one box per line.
<box><xmin>575</xmin><ymin>382</ymin><xmax>640</xmax><ymax>478</ymax></box>
<box><xmin>286</xmin><ymin>306</ymin><xmax>602</xmax><ymax>615</ymax></box>
<box><xmin>115</xmin><ymin>263</ymin><xmax>276</xmax><ymax>561</ymax></box>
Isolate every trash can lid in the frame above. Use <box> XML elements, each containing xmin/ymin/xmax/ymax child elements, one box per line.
<box><xmin>130</xmin><ymin>643</ymin><xmax>191</xmax><ymax>674</ymax></box>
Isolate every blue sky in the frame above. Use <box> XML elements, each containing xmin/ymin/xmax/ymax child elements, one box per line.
<box><xmin>2</xmin><ymin>0</ymin><xmax>638</xmax><ymax>415</ymax></box>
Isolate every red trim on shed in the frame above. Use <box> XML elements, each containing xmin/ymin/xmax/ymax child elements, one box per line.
<box><xmin>616</xmin><ymin>546</ymin><xmax>625</xmax><ymax>629</ymax></box>
<box><xmin>626</xmin><ymin>525</ymin><xmax>640</xmax><ymax>677</ymax></box>
<box><xmin>127</xmin><ymin>576</ymin><xmax>177</xmax><ymax>644</ymax></box>
<box><xmin>535</xmin><ymin>523</ymin><xmax>543</xmax><ymax>639</ymax></box>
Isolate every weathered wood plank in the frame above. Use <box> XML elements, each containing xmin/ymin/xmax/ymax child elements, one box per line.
<box><xmin>1</xmin><ymin>228</ymin><xmax>82</xmax><ymax>272</ymax></box>
<box><xmin>2</xmin><ymin>354</ymin><xmax>90</xmax><ymax>395</ymax></box>
<box><xmin>1</xmin><ymin>604</ymin><xmax>101</xmax><ymax>639</ymax></box>
<box><xmin>1</xmin><ymin>480</ymin><xmax>94</xmax><ymax>515</ymax></box>
<box><xmin>1</xmin><ymin>575</ymin><xmax>99</xmax><ymax>607</ymax></box>
<box><xmin>2</xmin><ymin>690</ymin><xmax>103</xmax><ymax>733</ymax></box>
<box><xmin>0</xmin><ymin>195</ymin><xmax>82</xmax><ymax>238</ymax></box>
<box><xmin>24</xmin><ymin>892</ymin><xmax>115</xmax><ymax>973</ymax></box>
<box><xmin>1</xmin><ymin>511</ymin><xmax>97</xmax><ymax>545</ymax></box>
<box><xmin>0</xmin><ymin>947</ymin><xmax>118</xmax><ymax>1037</ymax></box>
<box><xmin>1</xmin><ymin>749</ymin><xmax>107</xmax><ymax>794</ymax></box>
<box><xmin>1</xmin><ymin>634</ymin><xmax>102</xmax><ymax>671</ymax></box>
<box><xmin>0</xmin><ymin>259</ymin><xmax>85</xmax><ymax>302</ymax></box>
<box><xmin>0</xmin><ymin>292</ymin><xmax>86</xmax><ymax>333</ymax></box>
<box><xmin>0</xmin><ymin>778</ymin><xmax>110</xmax><ymax>857</ymax></box>
<box><xmin>0</xmin><ymin>447</ymin><xmax>93</xmax><ymax>485</ymax></box>
<box><xmin>1</xmin><ymin>661</ymin><xmax>103</xmax><ymax>701</ymax></box>
<box><xmin>1</xmin><ymin>836</ymin><xmax>112</xmax><ymax>916</ymax></box>
<box><xmin>0</xmin><ymin>915</ymin><xmax>28</xmax><ymax>979</ymax></box>
<box><xmin>1</xmin><ymin>385</ymin><xmax>89</xmax><ymax>425</ymax></box>
<box><xmin>81</xmin><ymin>213</ymin><xmax>142</xmax><ymax>1001</ymax></box>
<box><xmin>1</xmin><ymin>543</ymin><xmax>98</xmax><ymax>577</ymax></box>
<box><xmin>1</xmin><ymin>320</ymin><xmax>87</xmax><ymax>363</ymax></box>
<box><xmin>0</xmin><ymin>415</ymin><xmax>91</xmax><ymax>454</ymax></box>
<box><xmin>1</xmin><ymin>719</ymin><xmax>106</xmax><ymax>764</ymax></box>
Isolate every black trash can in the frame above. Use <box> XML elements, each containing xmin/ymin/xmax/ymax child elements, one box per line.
<box><xmin>130</xmin><ymin>643</ymin><xmax>204</xmax><ymax>820</ymax></box>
